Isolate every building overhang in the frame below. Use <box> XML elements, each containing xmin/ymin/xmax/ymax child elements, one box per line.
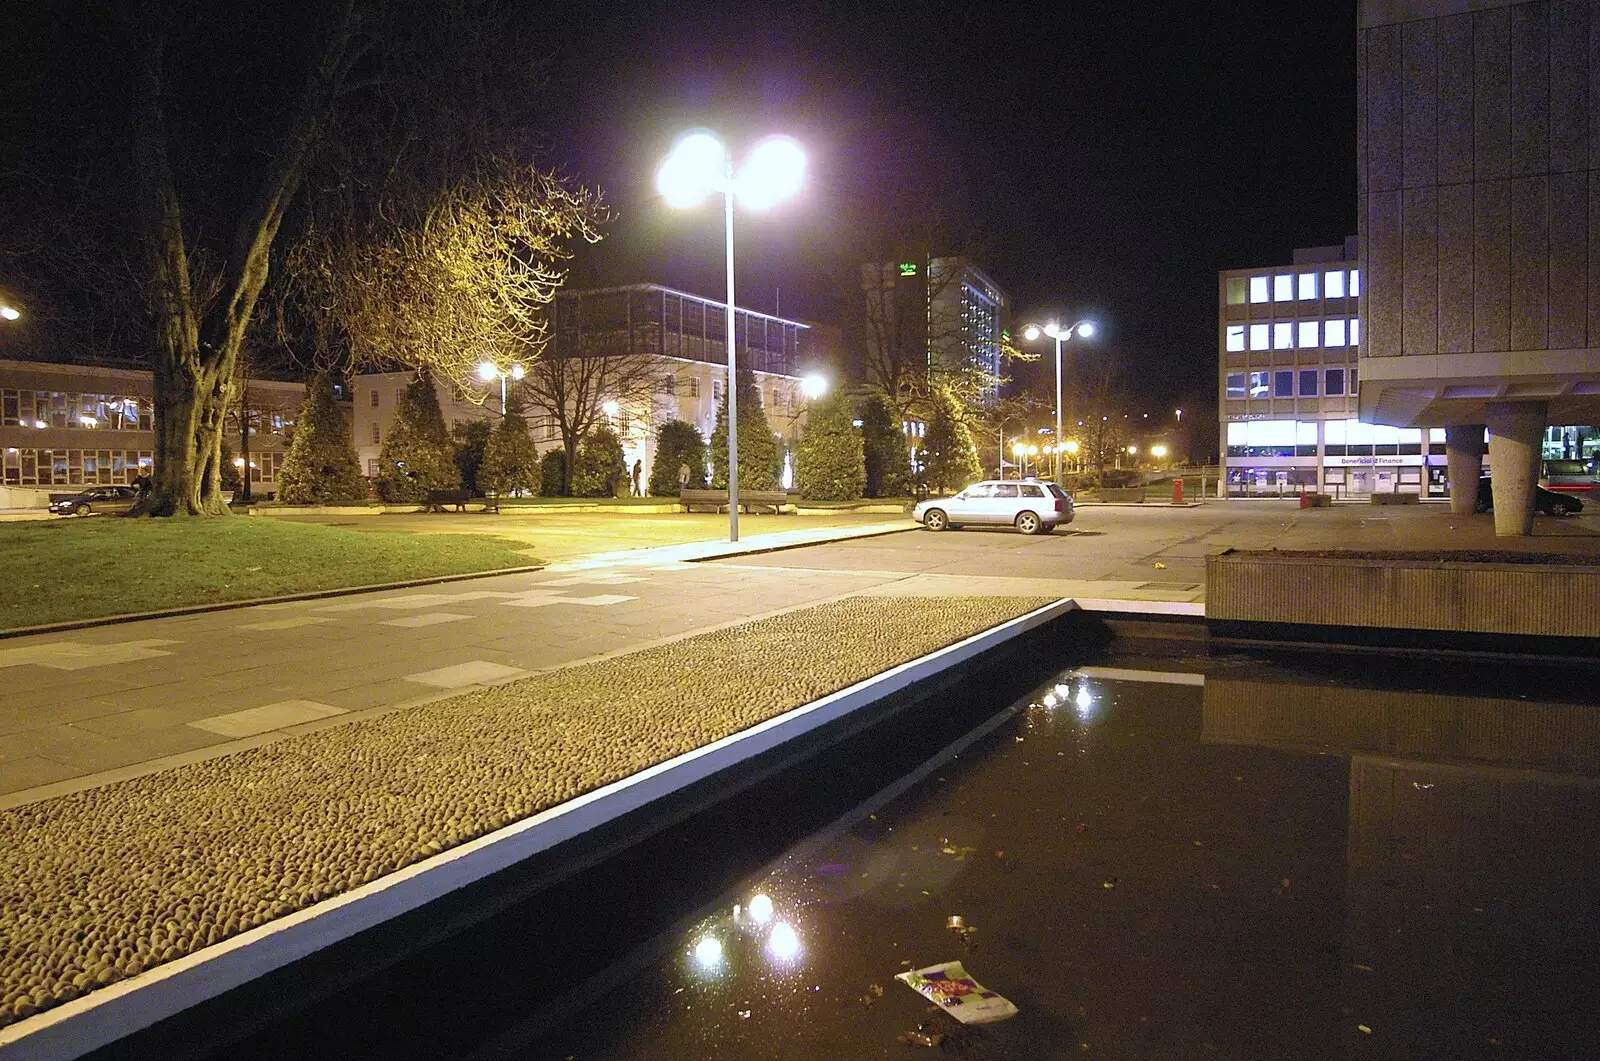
<box><xmin>1357</xmin><ymin>349</ymin><xmax>1600</xmax><ymax>427</ymax></box>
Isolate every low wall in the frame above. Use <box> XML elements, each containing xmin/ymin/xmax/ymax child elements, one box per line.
<box><xmin>1207</xmin><ymin>549</ymin><xmax>1600</xmax><ymax>638</ymax></box>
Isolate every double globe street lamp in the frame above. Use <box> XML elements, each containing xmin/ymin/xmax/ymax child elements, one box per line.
<box><xmin>658</xmin><ymin>130</ymin><xmax>805</xmax><ymax>542</ymax></box>
<box><xmin>476</xmin><ymin>360</ymin><xmax>525</xmax><ymax>415</ymax></box>
<box><xmin>1021</xmin><ymin>319</ymin><xmax>1096</xmax><ymax>485</ymax></box>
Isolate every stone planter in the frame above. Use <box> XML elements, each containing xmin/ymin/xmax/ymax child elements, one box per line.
<box><xmin>1206</xmin><ymin>549</ymin><xmax>1600</xmax><ymax>638</ymax></box>
<box><xmin>1094</xmin><ymin>487</ymin><xmax>1146</xmax><ymax>503</ymax></box>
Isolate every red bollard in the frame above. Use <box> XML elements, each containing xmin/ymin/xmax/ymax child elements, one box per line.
<box><xmin>1172</xmin><ymin>478</ymin><xmax>1184</xmax><ymax>504</ymax></box>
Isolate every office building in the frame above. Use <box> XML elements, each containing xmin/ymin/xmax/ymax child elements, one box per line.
<box><xmin>1</xmin><ymin>358</ymin><xmax>311</xmax><ymax>508</ymax></box>
<box><xmin>860</xmin><ymin>257</ymin><xmax>1009</xmax><ymax>403</ymax></box>
<box><xmin>354</xmin><ymin>284</ymin><xmax>818</xmax><ymax>486</ymax></box>
<box><xmin>1358</xmin><ymin>0</ymin><xmax>1600</xmax><ymax>533</ymax></box>
<box><xmin>1218</xmin><ymin>239</ymin><xmax>1451</xmax><ymax>497</ymax></box>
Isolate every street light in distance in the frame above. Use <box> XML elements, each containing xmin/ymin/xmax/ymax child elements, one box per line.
<box><xmin>1019</xmin><ymin>318</ymin><xmax>1096</xmax><ymax>486</ymax></box>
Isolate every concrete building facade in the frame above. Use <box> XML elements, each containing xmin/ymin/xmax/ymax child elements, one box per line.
<box><xmin>1358</xmin><ymin>0</ymin><xmax>1600</xmax><ymax>532</ymax></box>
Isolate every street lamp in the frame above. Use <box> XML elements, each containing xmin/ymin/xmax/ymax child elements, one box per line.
<box><xmin>1064</xmin><ymin>438</ymin><xmax>1081</xmax><ymax>474</ymax></box>
<box><xmin>0</xmin><ymin>305</ymin><xmax>19</xmax><ymax>322</ymax></box>
<box><xmin>800</xmin><ymin>373</ymin><xmax>828</xmax><ymax>401</ymax></box>
<box><xmin>1020</xmin><ymin>319</ymin><xmax>1096</xmax><ymax>486</ymax></box>
<box><xmin>476</xmin><ymin>361</ymin><xmax>525</xmax><ymax>415</ymax></box>
<box><xmin>659</xmin><ymin>130</ymin><xmax>805</xmax><ymax>542</ymax></box>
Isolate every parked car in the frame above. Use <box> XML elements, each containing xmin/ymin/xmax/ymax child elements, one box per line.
<box><xmin>1475</xmin><ymin>477</ymin><xmax>1585</xmax><ymax>517</ymax></box>
<box><xmin>914</xmin><ymin>479</ymin><xmax>1075</xmax><ymax>535</ymax></box>
<box><xmin>48</xmin><ymin>485</ymin><xmax>140</xmax><ymax>516</ymax></box>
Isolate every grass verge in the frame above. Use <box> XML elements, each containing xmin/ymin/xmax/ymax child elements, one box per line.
<box><xmin>0</xmin><ymin>595</ymin><xmax>1052</xmax><ymax>1030</ymax></box>
<box><xmin>0</xmin><ymin>517</ymin><xmax>539</xmax><ymax>631</ymax></box>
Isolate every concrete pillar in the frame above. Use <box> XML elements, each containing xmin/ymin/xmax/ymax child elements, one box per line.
<box><xmin>1444</xmin><ymin>424</ymin><xmax>1486</xmax><ymax>515</ymax></box>
<box><xmin>1484</xmin><ymin>402</ymin><xmax>1547</xmax><ymax>537</ymax></box>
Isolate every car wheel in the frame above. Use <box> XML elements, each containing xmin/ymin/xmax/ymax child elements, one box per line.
<box><xmin>923</xmin><ymin>508</ymin><xmax>948</xmax><ymax>532</ymax></box>
<box><xmin>1550</xmin><ymin>498</ymin><xmax>1573</xmax><ymax>517</ymax></box>
<box><xmin>1015</xmin><ymin>511</ymin><xmax>1041</xmax><ymax>535</ymax></box>
<box><xmin>76</xmin><ymin>504</ymin><xmax>92</xmax><ymax>516</ymax></box>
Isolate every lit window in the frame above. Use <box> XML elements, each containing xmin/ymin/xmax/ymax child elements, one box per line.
<box><xmin>1274</xmin><ymin>370</ymin><xmax>1294</xmax><ymax>397</ymax></box>
<box><xmin>1248</xmin><ymin>371</ymin><xmax>1269</xmax><ymax>398</ymax></box>
<box><xmin>1249</xmin><ymin>324</ymin><xmax>1269</xmax><ymax>350</ymax></box>
<box><xmin>1273</xmin><ymin>322</ymin><xmax>1293</xmax><ymax>349</ymax></box>
<box><xmin>1227</xmin><ymin>422</ymin><xmax>1248</xmax><ymax>445</ymax></box>
<box><xmin>1226</xmin><ymin>278</ymin><xmax>1247</xmax><ymax>305</ymax></box>
<box><xmin>1274</xmin><ymin>275</ymin><xmax>1293</xmax><ymax>302</ymax></box>
<box><xmin>1298</xmin><ymin>273</ymin><xmax>1317</xmax><ymax>300</ymax></box>
<box><xmin>1349</xmin><ymin>318</ymin><xmax>1360</xmax><ymax>345</ymax></box>
<box><xmin>1298</xmin><ymin>321</ymin><xmax>1319</xmax><ymax>348</ymax></box>
<box><xmin>1324</xmin><ymin>319</ymin><xmax>1346</xmax><ymax>347</ymax></box>
<box><xmin>1225</xmin><ymin>373</ymin><xmax>1246</xmax><ymax>399</ymax></box>
<box><xmin>1249</xmin><ymin>277</ymin><xmax>1269</xmax><ymax>303</ymax></box>
<box><xmin>1299</xmin><ymin>370</ymin><xmax>1319</xmax><ymax>396</ymax></box>
<box><xmin>1324</xmin><ymin>270</ymin><xmax>1345</xmax><ymax>299</ymax></box>
<box><xmin>1326</xmin><ymin>368</ymin><xmax>1346</xmax><ymax>395</ymax></box>
<box><xmin>1226</xmin><ymin>325</ymin><xmax>1245</xmax><ymax>351</ymax></box>
<box><xmin>1349</xmin><ymin>269</ymin><xmax>1361</xmax><ymax>297</ymax></box>
<box><xmin>1297</xmin><ymin>422</ymin><xmax>1318</xmax><ymax>447</ymax></box>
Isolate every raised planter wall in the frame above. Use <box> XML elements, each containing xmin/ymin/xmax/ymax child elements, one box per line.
<box><xmin>1207</xmin><ymin>549</ymin><xmax>1600</xmax><ymax>638</ymax></box>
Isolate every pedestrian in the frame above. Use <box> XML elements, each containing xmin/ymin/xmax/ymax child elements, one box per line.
<box><xmin>631</xmin><ymin>459</ymin><xmax>643</xmax><ymax>497</ymax></box>
<box><xmin>678</xmin><ymin>461</ymin><xmax>692</xmax><ymax>491</ymax></box>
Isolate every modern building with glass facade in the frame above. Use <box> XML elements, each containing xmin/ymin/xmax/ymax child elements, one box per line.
<box><xmin>354</xmin><ymin>284</ymin><xmax>819</xmax><ymax>486</ymax></box>
<box><xmin>1218</xmin><ymin>239</ymin><xmax>1449</xmax><ymax>497</ymax></box>
<box><xmin>0</xmin><ymin>357</ymin><xmax>311</xmax><ymax>508</ymax></box>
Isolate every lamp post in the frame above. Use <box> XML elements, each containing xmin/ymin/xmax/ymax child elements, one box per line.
<box><xmin>1021</xmin><ymin>319</ymin><xmax>1096</xmax><ymax>486</ymax></box>
<box><xmin>658</xmin><ymin>130</ymin><xmax>805</xmax><ymax>542</ymax></box>
<box><xmin>476</xmin><ymin>361</ymin><xmax>525</xmax><ymax>415</ymax></box>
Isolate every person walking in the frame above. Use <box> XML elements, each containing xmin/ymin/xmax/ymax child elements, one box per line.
<box><xmin>631</xmin><ymin>459</ymin><xmax>643</xmax><ymax>497</ymax></box>
<box><xmin>678</xmin><ymin>461</ymin><xmax>692</xmax><ymax>491</ymax></box>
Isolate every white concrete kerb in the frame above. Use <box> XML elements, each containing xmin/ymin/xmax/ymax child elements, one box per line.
<box><xmin>0</xmin><ymin>596</ymin><xmax>1079</xmax><ymax>1061</ymax></box>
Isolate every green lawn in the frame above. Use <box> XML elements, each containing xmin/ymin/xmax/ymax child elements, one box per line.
<box><xmin>0</xmin><ymin>517</ymin><xmax>539</xmax><ymax>631</ymax></box>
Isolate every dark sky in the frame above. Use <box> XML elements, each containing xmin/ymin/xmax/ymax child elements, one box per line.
<box><xmin>534</xmin><ymin>0</ymin><xmax>1359</xmax><ymax>416</ymax></box>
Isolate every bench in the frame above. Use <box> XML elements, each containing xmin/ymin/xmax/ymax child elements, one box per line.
<box><xmin>679</xmin><ymin>488</ymin><xmax>792</xmax><ymax>514</ymax></box>
<box><xmin>1369</xmin><ymin>491</ymin><xmax>1420</xmax><ymax>505</ymax></box>
<box><xmin>424</xmin><ymin>489</ymin><xmax>471</xmax><ymax>513</ymax></box>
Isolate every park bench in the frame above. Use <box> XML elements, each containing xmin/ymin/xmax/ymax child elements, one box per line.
<box><xmin>679</xmin><ymin>488</ymin><xmax>792</xmax><ymax>515</ymax></box>
<box><xmin>424</xmin><ymin>489</ymin><xmax>471</xmax><ymax>513</ymax></box>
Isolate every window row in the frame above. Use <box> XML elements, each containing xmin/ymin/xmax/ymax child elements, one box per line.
<box><xmin>1227</xmin><ymin>269</ymin><xmax>1361</xmax><ymax>305</ymax></box>
<box><xmin>1226</xmin><ymin>319</ymin><xmax>1361</xmax><ymax>352</ymax></box>
<box><xmin>1226</xmin><ymin>368</ymin><xmax>1356</xmax><ymax>400</ymax></box>
<box><xmin>2</xmin><ymin>448</ymin><xmax>154</xmax><ymax>487</ymax></box>
<box><xmin>1223</xmin><ymin>419</ymin><xmax>1437</xmax><ymax>458</ymax></box>
<box><xmin>2</xmin><ymin>390</ymin><xmax>152</xmax><ymax>431</ymax></box>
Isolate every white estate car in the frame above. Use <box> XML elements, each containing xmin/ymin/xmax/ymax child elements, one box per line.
<box><xmin>914</xmin><ymin>479</ymin><xmax>1075</xmax><ymax>535</ymax></box>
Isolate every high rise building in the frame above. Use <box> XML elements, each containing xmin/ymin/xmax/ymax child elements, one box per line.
<box><xmin>859</xmin><ymin>257</ymin><xmax>1009</xmax><ymax>402</ymax></box>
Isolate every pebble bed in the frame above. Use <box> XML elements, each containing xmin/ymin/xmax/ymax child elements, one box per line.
<box><xmin>0</xmin><ymin>595</ymin><xmax>1052</xmax><ymax>1031</ymax></box>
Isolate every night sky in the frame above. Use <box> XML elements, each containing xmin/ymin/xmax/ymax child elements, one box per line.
<box><xmin>536</xmin><ymin>0</ymin><xmax>1359</xmax><ymax>418</ymax></box>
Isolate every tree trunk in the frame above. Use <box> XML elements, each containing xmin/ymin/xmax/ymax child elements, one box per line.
<box><xmin>148</xmin><ymin>346</ymin><xmax>232</xmax><ymax>515</ymax></box>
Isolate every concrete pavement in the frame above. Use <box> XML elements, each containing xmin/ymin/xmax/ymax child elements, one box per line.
<box><xmin>3</xmin><ymin>499</ymin><xmax>1596</xmax><ymax>805</ymax></box>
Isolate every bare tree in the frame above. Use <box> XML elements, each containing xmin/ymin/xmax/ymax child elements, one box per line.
<box><xmin>290</xmin><ymin>165</ymin><xmax>605</xmax><ymax>393</ymax></box>
<box><xmin>519</xmin><ymin>317</ymin><xmax>660</xmax><ymax>495</ymax></box>
<box><xmin>127</xmin><ymin>0</ymin><xmax>363</xmax><ymax>515</ymax></box>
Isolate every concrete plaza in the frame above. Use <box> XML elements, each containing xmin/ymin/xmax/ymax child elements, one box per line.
<box><xmin>2</xmin><ymin>499</ymin><xmax>1595</xmax><ymax>805</ymax></box>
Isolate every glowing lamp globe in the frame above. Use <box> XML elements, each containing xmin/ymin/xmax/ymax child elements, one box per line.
<box><xmin>476</xmin><ymin>361</ymin><xmax>498</xmax><ymax>382</ymax></box>
<box><xmin>509</xmin><ymin>363</ymin><xmax>526</xmax><ymax>381</ymax></box>
<box><xmin>657</xmin><ymin>131</ymin><xmax>727</xmax><ymax>209</ymax></box>
<box><xmin>1076</xmin><ymin>321</ymin><xmax>1096</xmax><ymax>338</ymax></box>
<box><xmin>800</xmin><ymin>374</ymin><xmax>827</xmax><ymax>400</ymax></box>
<box><xmin>1022</xmin><ymin>324</ymin><xmax>1040</xmax><ymax>342</ymax></box>
<box><xmin>735</xmin><ymin>136</ymin><xmax>805</xmax><ymax>211</ymax></box>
